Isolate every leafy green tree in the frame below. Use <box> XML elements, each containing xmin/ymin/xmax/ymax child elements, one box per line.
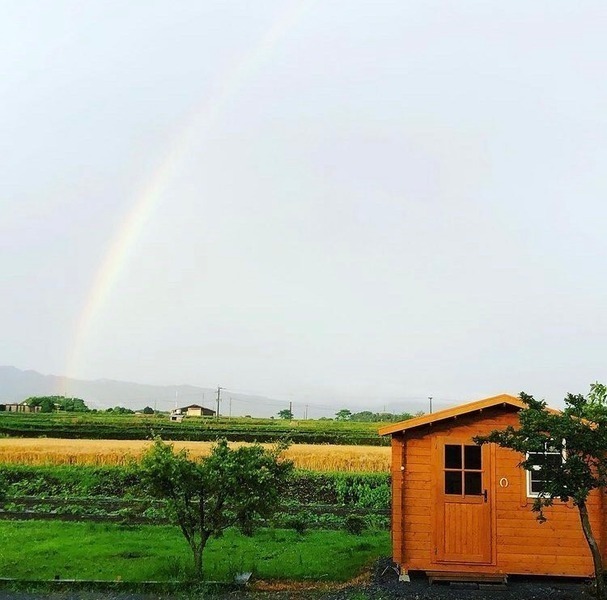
<box><xmin>61</xmin><ymin>397</ymin><xmax>89</xmax><ymax>412</ymax></box>
<box><xmin>277</xmin><ymin>408</ymin><xmax>293</xmax><ymax>420</ymax></box>
<box><xmin>140</xmin><ymin>438</ymin><xmax>293</xmax><ymax>579</ymax></box>
<box><xmin>25</xmin><ymin>396</ymin><xmax>55</xmax><ymax>412</ymax></box>
<box><xmin>475</xmin><ymin>387</ymin><xmax>607</xmax><ymax>599</ymax></box>
<box><xmin>142</xmin><ymin>406</ymin><xmax>155</xmax><ymax>414</ymax></box>
<box><xmin>335</xmin><ymin>409</ymin><xmax>352</xmax><ymax>421</ymax></box>
<box><xmin>349</xmin><ymin>410</ymin><xmax>414</xmax><ymax>423</ymax></box>
<box><xmin>106</xmin><ymin>406</ymin><xmax>134</xmax><ymax>414</ymax></box>
<box><xmin>25</xmin><ymin>396</ymin><xmax>89</xmax><ymax>412</ymax></box>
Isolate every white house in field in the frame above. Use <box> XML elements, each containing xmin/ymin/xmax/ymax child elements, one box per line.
<box><xmin>170</xmin><ymin>404</ymin><xmax>216</xmax><ymax>421</ymax></box>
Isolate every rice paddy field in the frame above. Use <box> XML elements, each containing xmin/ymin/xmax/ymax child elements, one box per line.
<box><xmin>0</xmin><ymin>438</ymin><xmax>390</xmax><ymax>473</ymax></box>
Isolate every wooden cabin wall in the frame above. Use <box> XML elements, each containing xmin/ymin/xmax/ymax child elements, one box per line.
<box><xmin>396</xmin><ymin>406</ymin><xmax>603</xmax><ymax>577</ymax></box>
<box><xmin>391</xmin><ymin>435</ymin><xmax>404</xmax><ymax>565</ymax></box>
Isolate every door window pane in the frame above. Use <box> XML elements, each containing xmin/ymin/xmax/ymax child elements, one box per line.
<box><xmin>445</xmin><ymin>445</ymin><xmax>462</xmax><ymax>469</ymax></box>
<box><xmin>445</xmin><ymin>471</ymin><xmax>462</xmax><ymax>494</ymax></box>
<box><xmin>464</xmin><ymin>445</ymin><xmax>481</xmax><ymax>470</ymax></box>
<box><xmin>464</xmin><ymin>471</ymin><xmax>482</xmax><ymax>495</ymax></box>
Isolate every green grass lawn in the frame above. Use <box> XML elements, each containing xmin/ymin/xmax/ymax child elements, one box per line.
<box><xmin>0</xmin><ymin>521</ymin><xmax>390</xmax><ymax>582</ymax></box>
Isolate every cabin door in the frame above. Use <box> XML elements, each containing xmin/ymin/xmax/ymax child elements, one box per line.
<box><xmin>433</xmin><ymin>439</ymin><xmax>492</xmax><ymax>564</ymax></box>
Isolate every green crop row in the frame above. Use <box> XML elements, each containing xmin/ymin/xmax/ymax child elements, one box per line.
<box><xmin>0</xmin><ymin>413</ymin><xmax>389</xmax><ymax>445</ymax></box>
<box><xmin>0</xmin><ymin>464</ymin><xmax>390</xmax><ymax>508</ymax></box>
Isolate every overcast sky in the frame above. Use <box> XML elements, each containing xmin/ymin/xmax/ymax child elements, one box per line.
<box><xmin>2</xmin><ymin>0</ymin><xmax>607</xmax><ymax>413</ymax></box>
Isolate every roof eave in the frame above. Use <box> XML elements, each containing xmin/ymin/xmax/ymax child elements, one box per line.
<box><xmin>378</xmin><ymin>394</ymin><xmax>526</xmax><ymax>436</ymax></box>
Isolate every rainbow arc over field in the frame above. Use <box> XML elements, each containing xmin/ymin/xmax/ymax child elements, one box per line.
<box><xmin>63</xmin><ymin>1</ymin><xmax>313</xmax><ymax>385</ymax></box>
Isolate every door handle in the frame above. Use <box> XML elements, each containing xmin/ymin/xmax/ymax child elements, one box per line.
<box><xmin>483</xmin><ymin>489</ymin><xmax>488</xmax><ymax>502</ymax></box>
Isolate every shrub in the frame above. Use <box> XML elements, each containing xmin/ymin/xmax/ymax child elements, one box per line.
<box><xmin>286</xmin><ymin>515</ymin><xmax>308</xmax><ymax>535</ymax></box>
<box><xmin>343</xmin><ymin>515</ymin><xmax>365</xmax><ymax>535</ymax></box>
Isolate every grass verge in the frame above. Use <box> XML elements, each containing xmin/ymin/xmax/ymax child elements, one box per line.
<box><xmin>0</xmin><ymin>521</ymin><xmax>389</xmax><ymax>583</ymax></box>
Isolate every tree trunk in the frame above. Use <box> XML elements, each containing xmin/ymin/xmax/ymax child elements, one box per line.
<box><xmin>193</xmin><ymin>544</ymin><xmax>203</xmax><ymax>580</ymax></box>
<box><xmin>191</xmin><ymin>535</ymin><xmax>210</xmax><ymax>581</ymax></box>
<box><xmin>578</xmin><ymin>501</ymin><xmax>605</xmax><ymax>600</ymax></box>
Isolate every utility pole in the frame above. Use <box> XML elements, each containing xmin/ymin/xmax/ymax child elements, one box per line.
<box><xmin>304</xmin><ymin>404</ymin><xmax>308</xmax><ymax>420</ymax></box>
<box><xmin>216</xmin><ymin>386</ymin><xmax>223</xmax><ymax>419</ymax></box>
<box><xmin>289</xmin><ymin>401</ymin><xmax>293</xmax><ymax>419</ymax></box>
<box><xmin>229</xmin><ymin>397</ymin><xmax>232</xmax><ymax>418</ymax></box>
<box><xmin>428</xmin><ymin>396</ymin><xmax>433</xmax><ymax>414</ymax></box>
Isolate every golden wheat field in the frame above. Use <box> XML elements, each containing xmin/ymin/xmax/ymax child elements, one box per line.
<box><xmin>0</xmin><ymin>438</ymin><xmax>390</xmax><ymax>473</ymax></box>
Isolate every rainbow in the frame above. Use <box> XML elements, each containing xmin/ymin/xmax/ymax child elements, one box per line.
<box><xmin>64</xmin><ymin>0</ymin><xmax>314</xmax><ymax>383</ymax></box>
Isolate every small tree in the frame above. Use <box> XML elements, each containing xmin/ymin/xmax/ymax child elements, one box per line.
<box><xmin>335</xmin><ymin>409</ymin><xmax>352</xmax><ymax>421</ymax></box>
<box><xmin>277</xmin><ymin>408</ymin><xmax>293</xmax><ymax>420</ymax></box>
<box><xmin>475</xmin><ymin>387</ymin><xmax>607</xmax><ymax>599</ymax></box>
<box><xmin>140</xmin><ymin>438</ymin><xmax>293</xmax><ymax>579</ymax></box>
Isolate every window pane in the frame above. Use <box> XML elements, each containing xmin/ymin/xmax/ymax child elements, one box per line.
<box><xmin>465</xmin><ymin>472</ymin><xmax>482</xmax><ymax>495</ymax></box>
<box><xmin>545</xmin><ymin>453</ymin><xmax>562</xmax><ymax>469</ymax></box>
<box><xmin>445</xmin><ymin>471</ymin><xmax>462</xmax><ymax>494</ymax></box>
<box><xmin>445</xmin><ymin>445</ymin><xmax>462</xmax><ymax>469</ymax></box>
<box><xmin>464</xmin><ymin>445</ymin><xmax>481</xmax><ymax>470</ymax></box>
<box><xmin>531</xmin><ymin>478</ymin><xmax>545</xmax><ymax>494</ymax></box>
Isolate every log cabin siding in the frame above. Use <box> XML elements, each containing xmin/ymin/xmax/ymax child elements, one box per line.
<box><xmin>385</xmin><ymin>399</ymin><xmax>603</xmax><ymax>578</ymax></box>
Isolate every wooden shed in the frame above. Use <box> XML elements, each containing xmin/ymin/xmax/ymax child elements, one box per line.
<box><xmin>379</xmin><ymin>394</ymin><xmax>604</xmax><ymax>580</ymax></box>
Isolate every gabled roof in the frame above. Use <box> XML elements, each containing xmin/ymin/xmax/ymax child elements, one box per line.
<box><xmin>378</xmin><ymin>393</ymin><xmax>525</xmax><ymax>436</ymax></box>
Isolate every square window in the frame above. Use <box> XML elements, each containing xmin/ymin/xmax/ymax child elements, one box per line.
<box><xmin>526</xmin><ymin>446</ymin><xmax>564</xmax><ymax>497</ymax></box>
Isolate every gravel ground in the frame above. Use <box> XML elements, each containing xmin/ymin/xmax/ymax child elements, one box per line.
<box><xmin>319</xmin><ymin>558</ymin><xmax>593</xmax><ymax>600</ymax></box>
<box><xmin>0</xmin><ymin>560</ymin><xmax>593</xmax><ymax>600</ymax></box>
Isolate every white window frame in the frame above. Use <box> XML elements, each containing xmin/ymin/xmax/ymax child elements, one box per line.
<box><xmin>526</xmin><ymin>442</ymin><xmax>566</xmax><ymax>498</ymax></box>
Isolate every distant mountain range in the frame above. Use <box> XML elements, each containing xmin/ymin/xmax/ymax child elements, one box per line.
<box><xmin>0</xmin><ymin>366</ymin><xmax>283</xmax><ymax>417</ymax></box>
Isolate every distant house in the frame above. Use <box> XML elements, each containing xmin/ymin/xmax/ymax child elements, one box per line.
<box><xmin>170</xmin><ymin>404</ymin><xmax>215</xmax><ymax>421</ymax></box>
<box><xmin>0</xmin><ymin>402</ymin><xmax>41</xmax><ymax>413</ymax></box>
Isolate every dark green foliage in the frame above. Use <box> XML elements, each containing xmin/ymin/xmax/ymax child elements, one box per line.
<box><xmin>140</xmin><ymin>438</ymin><xmax>294</xmax><ymax>578</ymax></box>
<box><xmin>343</xmin><ymin>515</ymin><xmax>365</xmax><ymax>535</ymax></box>
<box><xmin>475</xmin><ymin>386</ymin><xmax>607</xmax><ymax>599</ymax></box>
<box><xmin>277</xmin><ymin>409</ymin><xmax>293</xmax><ymax>420</ymax></box>
<box><xmin>0</xmin><ymin>465</ymin><xmax>391</xmax><ymax>530</ymax></box>
<box><xmin>0</xmin><ymin>464</ymin><xmax>390</xmax><ymax>506</ymax></box>
<box><xmin>286</xmin><ymin>515</ymin><xmax>308</xmax><ymax>535</ymax></box>
<box><xmin>24</xmin><ymin>396</ymin><xmax>89</xmax><ymax>412</ymax></box>
<box><xmin>0</xmin><ymin>464</ymin><xmax>143</xmax><ymax>497</ymax></box>
<box><xmin>0</xmin><ymin>412</ymin><xmax>390</xmax><ymax>445</ymax></box>
<box><xmin>283</xmin><ymin>472</ymin><xmax>390</xmax><ymax>508</ymax></box>
<box><xmin>335</xmin><ymin>409</ymin><xmax>352</xmax><ymax>421</ymax></box>
<box><xmin>349</xmin><ymin>411</ymin><xmax>414</xmax><ymax>423</ymax></box>
<box><xmin>106</xmin><ymin>406</ymin><xmax>135</xmax><ymax>414</ymax></box>
<box><xmin>475</xmin><ymin>389</ymin><xmax>607</xmax><ymax>514</ymax></box>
